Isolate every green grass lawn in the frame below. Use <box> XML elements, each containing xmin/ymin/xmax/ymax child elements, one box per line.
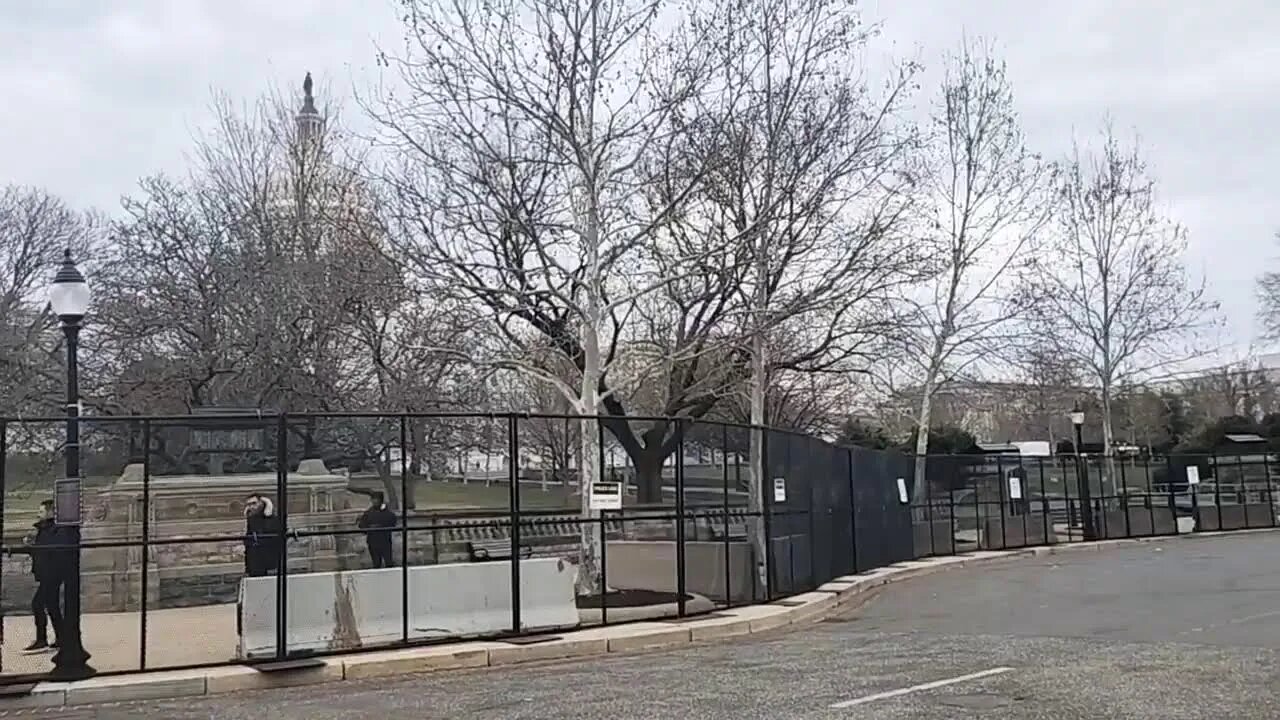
<box><xmin>349</xmin><ymin>476</ymin><xmax>576</xmax><ymax>511</ymax></box>
<box><xmin>413</xmin><ymin>480</ymin><xmax>575</xmax><ymax>510</ymax></box>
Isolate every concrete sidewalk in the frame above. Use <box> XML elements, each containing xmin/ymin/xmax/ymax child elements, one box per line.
<box><xmin>2</xmin><ymin>604</ymin><xmax>236</xmax><ymax>675</ymax></box>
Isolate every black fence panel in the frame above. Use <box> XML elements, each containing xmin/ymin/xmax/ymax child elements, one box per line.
<box><xmin>849</xmin><ymin>446</ymin><xmax>912</xmax><ymax>571</ymax></box>
<box><xmin>7</xmin><ymin>409</ymin><xmax>1250</xmax><ymax>682</ymax></box>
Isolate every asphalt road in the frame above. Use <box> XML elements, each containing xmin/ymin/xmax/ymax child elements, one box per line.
<box><xmin>22</xmin><ymin>533</ymin><xmax>1280</xmax><ymax>719</ymax></box>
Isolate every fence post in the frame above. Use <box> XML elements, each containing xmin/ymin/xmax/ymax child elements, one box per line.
<box><xmin>507</xmin><ymin>414</ymin><xmax>522</xmax><ymax>634</ymax></box>
<box><xmin>1266</xmin><ymin>451</ymin><xmax>1277</xmax><ymax>528</ymax></box>
<box><xmin>924</xmin><ymin>455</ymin><xmax>934</xmax><ymax>556</ymax></box>
<box><xmin>721</xmin><ymin>424</ymin><xmax>732</xmax><ymax>607</ymax></box>
<box><xmin>804</xmin><ymin>439</ymin><xmax>816</xmax><ymax>589</ymax></box>
<box><xmin>597</xmin><ymin>420</ymin><xmax>609</xmax><ymax>625</ymax></box>
<box><xmin>948</xmin><ymin>478</ymin><xmax>956</xmax><ymax>556</ymax></box>
<box><xmin>1152</xmin><ymin>453</ymin><xmax>1162</xmax><ymax>532</ymax></box>
<box><xmin>1191</xmin><ymin>456</ymin><xmax>1202</xmax><ymax>533</ymax></box>
<box><xmin>274</xmin><ymin>413</ymin><xmax>288</xmax><ymax>660</ymax></box>
<box><xmin>0</xmin><ymin>420</ymin><xmax>6</xmax><ymax>667</ymax></box>
<box><xmin>674</xmin><ymin>419</ymin><xmax>687</xmax><ymax>617</ymax></box>
<box><xmin>1038</xmin><ymin>457</ymin><xmax>1049</xmax><ymax>545</ymax></box>
<box><xmin>996</xmin><ymin>455</ymin><xmax>1007</xmax><ymax>549</ymax></box>
<box><xmin>973</xmin><ymin>480</ymin><xmax>980</xmax><ymax>548</ymax></box>
<box><xmin>846</xmin><ymin>447</ymin><xmax>859</xmax><ymax>572</ymax></box>
<box><xmin>1237</xmin><ymin>452</ymin><xmax>1250</xmax><ymax>529</ymax></box>
<box><xmin>400</xmin><ymin>415</ymin><xmax>410</xmax><ymax>644</ymax></box>
<box><xmin>1120</xmin><ymin>460</ymin><xmax>1131</xmax><ymax>538</ymax></box>
<box><xmin>1212</xmin><ymin>451</ymin><xmax>1221</xmax><ymax>530</ymax></box>
<box><xmin>1019</xmin><ymin>461</ymin><xmax>1029</xmax><ymax>548</ymax></box>
<box><xmin>761</xmin><ymin>427</ymin><xmax>774</xmax><ymax>602</ymax></box>
<box><xmin>1166</xmin><ymin>455</ymin><xmax>1179</xmax><ymax>534</ymax></box>
<box><xmin>140</xmin><ymin>419</ymin><xmax>152</xmax><ymax>671</ymax></box>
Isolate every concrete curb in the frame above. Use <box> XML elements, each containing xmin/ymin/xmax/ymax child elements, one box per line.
<box><xmin>4</xmin><ymin>528</ymin><xmax>1262</xmax><ymax>709</ymax></box>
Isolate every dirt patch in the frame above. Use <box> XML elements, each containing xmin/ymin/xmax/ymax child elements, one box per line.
<box><xmin>575</xmin><ymin>589</ymin><xmax>693</xmax><ymax>609</ymax></box>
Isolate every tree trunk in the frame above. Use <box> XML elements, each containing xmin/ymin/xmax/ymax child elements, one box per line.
<box><xmin>912</xmin><ymin>383</ymin><xmax>935</xmax><ymax>504</ymax></box>
<box><xmin>377</xmin><ymin>451</ymin><xmax>400</xmax><ymax>512</ymax></box>
<box><xmin>634</xmin><ymin>454</ymin><xmax>664</xmax><ymax>505</ymax></box>
<box><xmin>574</xmin><ymin>174</ymin><xmax>604</xmax><ymax>598</ymax></box>
<box><xmin>1100</xmin><ymin>382</ymin><xmax>1117</xmax><ymax>498</ymax></box>
<box><xmin>409</xmin><ymin>419</ymin><xmax>425</xmax><ymax>476</ymax></box>
<box><xmin>404</xmin><ymin>463</ymin><xmax>421</xmax><ymax>510</ymax></box>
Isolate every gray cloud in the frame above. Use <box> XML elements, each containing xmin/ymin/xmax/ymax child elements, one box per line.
<box><xmin>2</xmin><ymin>0</ymin><xmax>1276</xmax><ymax>351</ymax></box>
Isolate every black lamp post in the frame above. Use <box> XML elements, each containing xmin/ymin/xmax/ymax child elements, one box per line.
<box><xmin>48</xmin><ymin>248</ymin><xmax>95</xmax><ymax>680</ymax></box>
<box><xmin>1069</xmin><ymin>402</ymin><xmax>1097</xmax><ymax>541</ymax></box>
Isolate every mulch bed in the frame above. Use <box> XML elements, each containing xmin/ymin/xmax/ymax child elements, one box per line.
<box><xmin>575</xmin><ymin>589</ymin><xmax>693</xmax><ymax>609</ymax></box>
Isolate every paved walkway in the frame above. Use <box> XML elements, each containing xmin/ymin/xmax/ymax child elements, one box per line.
<box><xmin>2</xmin><ymin>604</ymin><xmax>235</xmax><ymax>675</ymax></box>
<box><xmin>27</xmin><ymin>533</ymin><xmax>1280</xmax><ymax>719</ymax></box>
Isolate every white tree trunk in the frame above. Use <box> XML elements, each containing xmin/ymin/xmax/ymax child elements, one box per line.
<box><xmin>574</xmin><ymin>179</ymin><xmax>604</xmax><ymax>597</ymax></box>
<box><xmin>1100</xmin><ymin>382</ymin><xmax>1117</xmax><ymax>498</ymax></box>
<box><xmin>576</xmin><ymin>407</ymin><xmax>603</xmax><ymax>596</ymax></box>
<box><xmin>912</xmin><ymin>380</ymin><xmax>935</xmax><ymax>505</ymax></box>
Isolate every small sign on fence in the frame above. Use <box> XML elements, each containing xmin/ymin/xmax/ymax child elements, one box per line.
<box><xmin>588</xmin><ymin>481</ymin><xmax>622</xmax><ymax>511</ymax></box>
<box><xmin>773</xmin><ymin>477</ymin><xmax>787</xmax><ymax>503</ymax></box>
<box><xmin>1008</xmin><ymin>473</ymin><xmax>1023</xmax><ymax>500</ymax></box>
<box><xmin>1186</xmin><ymin>466</ymin><xmax>1201</xmax><ymax>485</ymax></box>
<box><xmin>896</xmin><ymin>477</ymin><xmax>909</xmax><ymax>504</ymax></box>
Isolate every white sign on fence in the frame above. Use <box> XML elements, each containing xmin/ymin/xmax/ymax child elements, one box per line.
<box><xmin>773</xmin><ymin>477</ymin><xmax>787</xmax><ymax>503</ymax></box>
<box><xmin>1186</xmin><ymin>466</ymin><xmax>1201</xmax><ymax>485</ymax></box>
<box><xmin>896</xmin><ymin>477</ymin><xmax>909</xmax><ymax>504</ymax></box>
<box><xmin>1008</xmin><ymin>474</ymin><xmax>1023</xmax><ymax>500</ymax></box>
<box><xmin>588</xmin><ymin>481</ymin><xmax>623</xmax><ymax>511</ymax></box>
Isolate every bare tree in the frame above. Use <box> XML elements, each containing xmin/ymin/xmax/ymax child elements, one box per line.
<box><xmin>1015</xmin><ymin>336</ymin><xmax>1082</xmax><ymax>449</ymax></box>
<box><xmin>1256</xmin><ymin>232</ymin><xmax>1280</xmax><ymax>340</ymax></box>
<box><xmin>694</xmin><ymin>0</ymin><xmax>921</xmax><ymax>592</ymax></box>
<box><xmin>494</xmin><ymin>371</ymin><xmax>582</xmax><ymax>486</ymax></box>
<box><xmin>96</xmin><ymin>78</ymin><xmax>379</xmax><ymax>421</ymax></box>
<box><xmin>595</xmin><ymin>216</ymin><xmax>746</xmax><ymax>502</ymax></box>
<box><xmin>373</xmin><ymin>0</ymin><xmax>725</xmax><ymax>593</ymax></box>
<box><xmin>0</xmin><ymin>186</ymin><xmax>97</xmax><ymax>414</ymax></box>
<box><xmin>1177</xmin><ymin>359</ymin><xmax>1276</xmax><ymax>424</ymax></box>
<box><xmin>1030</xmin><ymin>124</ymin><xmax>1219</xmax><ymax>457</ymax></box>
<box><xmin>902</xmin><ymin>39</ymin><xmax>1051</xmax><ymax>501</ymax></box>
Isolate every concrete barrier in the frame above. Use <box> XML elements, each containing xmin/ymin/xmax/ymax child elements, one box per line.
<box><xmin>238</xmin><ymin>558</ymin><xmax>578</xmax><ymax>659</ymax></box>
<box><xmin>980</xmin><ymin>513</ymin><xmax>1056</xmax><ymax>549</ymax></box>
<box><xmin>1195</xmin><ymin>504</ymin><xmax>1275</xmax><ymax>532</ymax></box>
<box><xmin>1096</xmin><ymin>508</ymin><xmax>1178</xmax><ymax>538</ymax></box>
<box><xmin>913</xmin><ymin>521</ymin><xmax>955</xmax><ymax>556</ymax></box>
<box><xmin>604</xmin><ymin>541</ymin><xmax>753</xmax><ymax>604</ymax></box>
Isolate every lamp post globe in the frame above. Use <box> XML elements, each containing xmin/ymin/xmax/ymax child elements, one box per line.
<box><xmin>1069</xmin><ymin>402</ymin><xmax>1085</xmax><ymax>429</ymax></box>
<box><xmin>49</xmin><ymin>249</ymin><xmax>90</xmax><ymax>322</ymax></box>
<box><xmin>47</xmin><ymin>248</ymin><xmax>94</xmax><ymax>679</ymax></box>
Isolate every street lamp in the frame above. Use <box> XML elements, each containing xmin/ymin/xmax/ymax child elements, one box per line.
<box><xmin>48</xmin><ymin>248</ymin><xmax>95</xmax><ymax>680</ymax></box>
<box><xmin>1069</xmin><ymin>402</ymin><xmax>1097</xmax><ymax>541</ymax></box>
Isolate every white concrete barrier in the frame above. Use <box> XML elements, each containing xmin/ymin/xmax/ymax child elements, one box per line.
<box><xmin>237</xmin><ymin>559</ymin><xmax>579</xmax><ymax>659</ymax></box>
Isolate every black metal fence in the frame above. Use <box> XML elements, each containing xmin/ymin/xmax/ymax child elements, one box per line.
<box><xmin>0</xmin><ymin>412</ymin><xmax>1272</xmax><ymax>678</ymax></box>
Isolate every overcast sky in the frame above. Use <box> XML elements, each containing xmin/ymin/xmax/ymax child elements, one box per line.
<box><xmin>2</xmin><ymin>0</ymin><xmax>1277</xmax><ymax>358</ymax></box>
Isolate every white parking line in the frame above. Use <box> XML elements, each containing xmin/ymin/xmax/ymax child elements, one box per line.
<box><xmin>830</xmin><ymin>667</ymin><xmax>1014</xmax><ymax>709</ymax></box>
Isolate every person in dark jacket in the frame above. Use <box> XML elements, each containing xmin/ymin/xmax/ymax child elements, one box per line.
<box><xmin>357</xmin><ymin>493</ymin><xmax>397</xmax><ymax>568</ymax></box>
<box><xmin>243</xmin><ymin>494</ymin><xmax>283</xmax><ymax>577</ymax></box>
<box><xmin>20</xmin><ymin>501</ymin><xmax>64</xmax><ymax>653</ymax></box>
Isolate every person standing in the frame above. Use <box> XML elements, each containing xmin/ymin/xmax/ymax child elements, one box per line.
<box><xmin>19</xmin><ymin>501</ymin><xmax>63</xmax><ymax>653</ymax></box>
<box><xmin>243</xmin><ymin>494</ymin><xmax>283</xmax><ymax>578</ymax></box>
<box><xmin>357</xmin><ymin>493</ymin><xmax>397</xmax><ymax>569</ymax></box>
